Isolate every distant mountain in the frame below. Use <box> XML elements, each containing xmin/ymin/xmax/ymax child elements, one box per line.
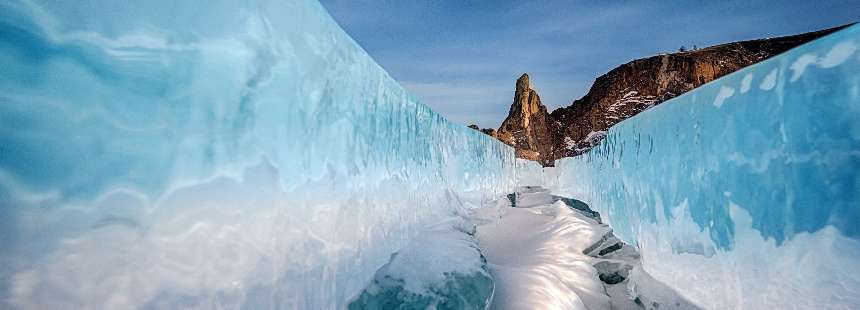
<box><xmin>472</xmin><ymin>24</ymin><xmax>853</xmax><ymax>166</ymax></box>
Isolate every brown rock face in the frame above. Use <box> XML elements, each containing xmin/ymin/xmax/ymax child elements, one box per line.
<box><xmin>468</xmin><ymin>124</ymin><xmax>499</xmax><ymax>138</ymax></box>
<box><xmin>480</xmin><ymin>128</ymin><xmax>498</xmax><ymax>137</ymax></box>
<box><xmin>488</xmin><ymin>24</ymin><xmax>850</xmax><ymax>166</ymax></box>
<box><xmin>495</xmin><ymin>74</ymin><xmax>555</xmax><ymax>165</ymax></box>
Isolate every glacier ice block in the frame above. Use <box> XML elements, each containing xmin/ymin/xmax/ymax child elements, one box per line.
<box><xmin>550</xmin><ymin>25</ymin><xmax>860</xmax><ymax>309</ymax></box>
<box><xmin>0</xmin><ymin>0</ymin><xmax>519</xmax><ymax>308</ymax></box>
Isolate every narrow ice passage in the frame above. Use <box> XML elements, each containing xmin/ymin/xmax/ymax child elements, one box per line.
<box><xmin>473</xmin><ymin>186</ymin><xmax>699</xmax><ymax>310</ymax></box>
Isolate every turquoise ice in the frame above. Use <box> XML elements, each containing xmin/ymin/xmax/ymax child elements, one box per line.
<box><xmin>2</xmin><ymin>0</ymin><xmax>859</xmax><ymax>308</ymax></box>
<box><xmin>550</xmin><ymin>24</ymin><xmax>860</xmax><ymax>309</ymax></box>
<box><xmin>0</xmin><ymin>0</ymin><xmax>516</xmax><ymax>308</ymax></box>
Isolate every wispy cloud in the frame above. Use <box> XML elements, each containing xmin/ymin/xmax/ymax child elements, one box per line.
<box><xmin>401</xmin><ymin>81</ymin><xmax>512</xmax><ymax>127</ymax></box>
<box><xmin>321</xmin><ymin>0</ymin><xmax>860</xmax><ymax>128</ymax></box>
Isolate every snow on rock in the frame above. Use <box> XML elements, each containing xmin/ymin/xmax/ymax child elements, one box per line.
<box><xmin>583</xmin><ymin>131</ymin><xmax>608</xmax><ymax>145</ymax></box>
<box><xmin>573</xmin><ymin>131</ymin><xmax>608</xmax><ymax>154</ymax></box>
<box><xmin>565</xmin><ymin>136</ymin><xmax>576</xmax><ymax>150</ymax></box>
<box><xmin>609</xmin><ymin>91</ymin><xmax>659</xmax><ymax>114</ymax></box>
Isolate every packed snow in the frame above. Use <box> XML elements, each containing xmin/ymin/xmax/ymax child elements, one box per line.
<box><xmin>475</xmin><ymin>195</ymin><xmax>609</xmax><ymax>309</ymax></box>
<box><xmin>472</xmin><ymin>186</ymin><xmax>698</xmax><ymax>310</ymax></box>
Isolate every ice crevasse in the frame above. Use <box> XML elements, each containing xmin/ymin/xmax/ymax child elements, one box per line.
<box><xmin>0</xmin><ymin>0</ymin><xmax>520</xmax><ymax>308</ymax></box>
<box><xmin>548</xmin><ymin>24</ymin><xmax>860</xmax><ymax>309</ymax></box>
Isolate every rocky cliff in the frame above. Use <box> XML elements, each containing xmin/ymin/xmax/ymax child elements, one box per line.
<box><xmin>487</xmin><ymin>24</ymin><xmax>851</xmax><ymax>166</ymax></box>
<box><xmin>495</xmin><ymin>74</ymin><xmax>555</xmax><ymax>162</ymax></box>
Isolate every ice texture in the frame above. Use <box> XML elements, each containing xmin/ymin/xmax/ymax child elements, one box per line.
<box><xmin>347</xmin><ymin>217</ymin><xmax>494</xmax><ymax>310</ymax></box>
<box><xmin>0</xmin><ymin>0</ymin><xmax>517</xmax><ymax>308</ymax></box>
<box><xmin>515</xmin><ymin>158</ymin><xmax>545</xmax><ymax>186</ymax></box>
<box><xmin>549</xmin><ymin>25</ymin><xmax>860</xmax><ymax>309</ymax></box>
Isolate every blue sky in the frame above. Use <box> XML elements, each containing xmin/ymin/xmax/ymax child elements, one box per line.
<box><xmin>319</xmin><ymin>0</ymin><xmax>859</xmax><ymax>128</ymax></box>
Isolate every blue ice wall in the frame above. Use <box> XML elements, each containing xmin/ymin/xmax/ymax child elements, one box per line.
<box><xmin>0</xmin><ymin>0</ymin><xmax>517</xmax><ymax>308</ymax></box>
<box><xmin>551</xmin><ymin>25</ymin><xmax>860</xmax><ymax>308</ymax></box>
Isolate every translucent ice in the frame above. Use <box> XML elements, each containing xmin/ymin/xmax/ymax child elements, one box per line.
<box><xmin>0</xmin><ymin>0</ymin><xmax>518</xmax><ymax>308</ymax></box>
<box><xmin>550</xmin><ymin>25</ymin><xmax>860</xmax><ymax>309</ymax></box>
<box><xmin>347</xmin><ymin>217</ymin><xmax>494</xmax><ymax>310</ymax></box>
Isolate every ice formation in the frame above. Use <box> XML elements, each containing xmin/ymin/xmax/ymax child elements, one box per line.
<box><xmin>0</xmin><ymin>0</ymin><xmax>519</xmax><ymax>308</ymax></box>
<box><xmin>475</xmin><ymin>189</ymin><xmax>610</xmax><ymax>310</ymax></box>
<box><xmin>2</xmin><ymin>0</ymin><xmax>859</xmax><ymax>308</ymax></box>
<box><xmin>549</xmin><ymin>25</ymin><xmax>860</xmax><ymax>309</ymax></box>
<box><xmin>347</xmin><ymin>217</ymin><xmax>494</xmax><ymax>309</ymax></box>
<box><xmin>474</xmin><ymin>186</ymin><xmax>699</xmax><ymax>310</ymax></box>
